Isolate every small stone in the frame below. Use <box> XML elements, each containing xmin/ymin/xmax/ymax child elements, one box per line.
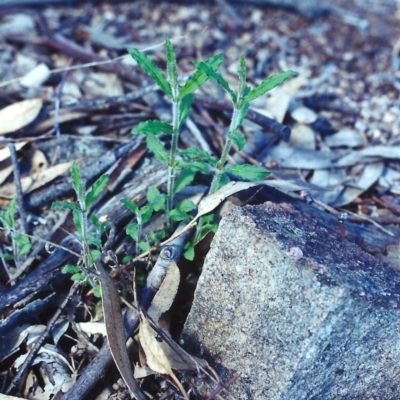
<box><xmin>291</xmin><ymin>106</ymin><xmax>318</xmax><ymax>124</ymax></box>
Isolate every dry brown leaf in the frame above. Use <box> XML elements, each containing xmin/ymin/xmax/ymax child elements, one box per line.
<box><xmin>0</xmin><ymin>98</ymin><xmax>43</xmax><ymax>135</ymax></box>
<box><xmin>0</xmin><ymin>141</ymin><xmax>27</xmax><ymax>162</ymax></box>
<box><xmin>139</xmin><ymin>311</ymin><xmax>189</xmax><ymax>400</ymax></box>
<box><xmin>148</xmin><ymin>262</ymin><xmax>180</xmax><ymax>323</ymax></box>
<box><xmin>0</xmin><ymin>161</ymin><xmax>73</xmax><ymax>199</ymax></box>
<box><xmin>29</xmin><ymin>149</ymin><xmax>49</xmax><ymax>173</ymax></box>
<box><xmin>196</xmin><ymin>181</ymin><xmax>261</xmax><ymax>218</ymax></box>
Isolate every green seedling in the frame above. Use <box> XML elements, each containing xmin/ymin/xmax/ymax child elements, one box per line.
<box><xmin>0</xmin><ymin>197</ymin><xmax>31</xmax><ymax>264</ymax></box>
<box><xmin>129</xmin><ymin>40</ymin><xmax>223</xmax><ymax>225</ymax></box>
<box><xmin>128</xmin><ymin>40</ymin><xmax>297</xmax><ymax>259</ymax></box>
<box><xmin>52</xmin><ymin>162</ymin><xmax>109</xmax><ymax>295</ymax></box>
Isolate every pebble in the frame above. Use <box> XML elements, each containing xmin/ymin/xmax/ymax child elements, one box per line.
<box><xmin>291</xmin><ymin>106</ymin><xmax>318</xmax><ymax>124</ymax></box>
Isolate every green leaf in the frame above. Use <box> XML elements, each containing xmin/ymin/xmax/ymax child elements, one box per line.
<box><xmin>91</xmin><ymin>249</ymin><xmax>101</xmax><ymax>261</ymax></box>
<box><xmin>147</xmin><ymin>187</ymin><xmax>166</xmax><ymax>212</ymax></box>
<box><xmin>93</xmin><ymin>285</ymin><xmax>102</xmax><ymax>298</ymax></box>
<box><xmin>62</xmin><ymin>264</ymin><xmax>81</xmax><ymax>274</ymax></box>
<box><xmin>121</xmin><ymin>198</ymin><xmax>138</xmax><ymax>215</ymax></box>
<box><xmin>15</xmin><ymin>234</ymin><xmax>31</xmax><ymax>255</ymax></box>
<box><xmin>194</xmin><ymin>61</ymin><xmax>237</xmax><ymax>103</ymax></box>
<box><xmin>174</xmin><ymin>168</ymin><xmax>197</xmax><ymax>194</ymax></box>
<box><xmin>71</xmin><ymin>272</ymin><xmax>86</xmax><ymax>281</ymax></box>
<box><xmin>178</xmin><ymin>199</ymin><xmax>196</xmax><ymax>213</ymax></box>
<box><xmin>72</xmin><ymin>209</ymin><xmax>83</xmax><ymax>237</ymax></box>
<box><xmin>237</xmin><ymin>102</ymin><xmax>250</xmax><ymax>126</ymax></box>
<box><xmin>183</xmin><ymin>244</ymin><xmax>195</xmax><ymax>261</ymax></box>
<box><xmin>71</xmin><ymin>162</ymin><xmax>81</xmax><ymax>196</ymax></box>
<box><xmin>179</xmin><ymin>93</ymin><xmax>194</xmax><ymax>127</ymax></box>
<box><xmin>169</xmin><ymin>208</ymin><xmax>189</xmax><ymax>222</ymax></box>
<box><xmin>243</xmin><ymin>70</ymin><xmax>297</xmax><ymax>103</ymax></box>
<box><xmin>51</xmin><ymin>200</ymin><xmax>80</xmax><ymax>212</ymax></box>
<box><xmin>228</xmin><ymin>130</ymin><xmax>246</xmax><ymax>151</ymax></box>
<box><xmin>140</xmin><ymin>205</ymin><xmax>154</xmax><ymax>222</ymax></box>
<box><xmin>0</xmin><ymin>253</ymin><xmax>14</xmax><ymax>261</ymax></box>
<box><xmin>178</xmin><ymin>147</ymin><xmax>217</xmax><ymax>165</ymax></box>
<box><xmin>127</xmin><ymin>47</ymin><xmax>172</xmax><ymax>97</ymax></box>
<box><xmin>146</xmin><ymin>134</ymin><xmax>169</xmax><ymax>162</ymax></box>
<box><xmin>216</xmin><ymin>173</ymin><xmax>231</xmax><ymax>191</ymax></box>
<box><xmin>224</xmin><ymin>164</ymin><xmax>270</xmax><ymax>181</ymax></box>
<box><xmin>87</xmin><ymin>233</ymin><xmax>101</xmax><ymax>248</ymax></box>
<box><xmin>238</xmin><ymin>55</ymin><xmax>247</xmax><ymax>99</ymax></box>
<box><xmin>86</xmin><ymin>174</ymin><xmax>109</xmax><ymax>208</ymax></box>
<box><xmin>175</xmin><ymin>160</ymin><xmax>209</xmax><ymax>174</ymax></box>
<box><xmin>139</xmin><ymin>241</ymin><xmax>149</xmax><ymax>251</ymax></box>
<box><xmin>165</xmin><ymin>39</ymin><xmax>178</xmax><ymax>94</ymax></box>
<box><xmin>179</xmin><ymin>53</ymin><xmax>224</xmax><ymax>99</ymax></box>
<box><xmin>132</xmin><ymin>120</ymin><xmax>174</xmax><ymax>135</ymax></box>
<box><xmin>146</xmin><ymin>186</ymin><xmax>161</xmax><ymax>202</ymax></box>
<box><xmin>126</xmin><ymin>223</ymin><xmax>139</xmax><ymax>242</ymax></box>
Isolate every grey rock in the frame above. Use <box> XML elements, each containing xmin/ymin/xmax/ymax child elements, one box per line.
<box><xmin>183</xmin><ymin>202</ymin><xmax>400</xmax><ymax>399</ymax></box>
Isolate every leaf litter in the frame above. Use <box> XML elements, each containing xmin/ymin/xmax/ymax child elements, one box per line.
<box><xmin>0</xmin><ymin>0</ymin><xmax>399</xmax><ymax>398</ymax></box>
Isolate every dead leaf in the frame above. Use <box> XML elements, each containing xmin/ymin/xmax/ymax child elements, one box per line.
<box><xmin>0</xmin><ymin>161</ymin><xmax>73</xmax><ymax>199</ymax></box>
<box><xmin>197</xmin><ymin>181</ymin><xmax>261</xmax><ymax>218</ymax></box>
<box><xmin>139</xmin><ymin>311</ymin><xmax>189</xmax><ymax>400</ymax></box>
<box><xmin>0</xmin><ymin>98</ymin><xmax>43</xmax><ymax>135</ymax></box>
<box><xmin>148</xmin><ymin>262</ymin><xmax>180</xmax><ymax>323</ymax></box>
<box><xmin>0</xmin><ymin>141</ymin><xmax>27</xmax><ymax>162</ymax></box>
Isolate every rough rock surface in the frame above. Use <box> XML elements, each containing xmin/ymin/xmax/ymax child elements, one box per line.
<box><xmin>182</xmin><ymin>202</ymin><xmax>400</xmax><ymax>399</ymax></box>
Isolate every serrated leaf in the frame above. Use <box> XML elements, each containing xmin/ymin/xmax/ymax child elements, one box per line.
<box><xmin>121</xmin><ymin>198</ymin><xmax>138</xmax><ymax>214</ymax></box>
<box><xmin>62</xmin><ymin>264</ymin><xmax>81</xmax><ymax>274</ymax></box>
<box><xmin>91</xmin><ymin>249</ymin><xmax>101</xmax><ymax>261</ymax></box>
<box><xmin>178</xmin><ymin>147</ymin><xmax>217</xmax><ymax>165</ymax></box>
<box><xmin>178</xmin><ymin>199</ymin><xmax>196</xmax><ymax>213</ymax></box>
<box><xmin>228</xmin><ymin>130</ymin><xmax>246</xmax><ymax>151</ymax></box>
<box><xmin>146</xmin><ymin>134</ymin><xmax>169</xmax><ymax>162</ymax></box>
<box><xmin>237</xmin><ymin>102</ymin><xmax>250</xmax><ymax>126</ymax></box>
<box><xmin>174</xmin><ymin>168</ymin><xmax>197</xmax><ymax>195</ymax></box>
<box><xmin>243</xmin><ymin>70</ymin><xmax>297</xmax><ymax>103</ymax></box>
<box><xmin>72</xmin><ymin>209</ymin><xmax>83</xmax><ymax>237</ymax></box>
<box><xmin>51</xmin><ymin>200</ymin><xmax>80</xmax><ymax>212</ymax></box>
<box><xmin>179</xmin><ymin>93</ymin><xmax>194</xmax><ymax>127</ymax></box>
<box><xmin>71</xmin><ymin>162</ymin><xmax>81</xmax><ymax>196</ymax></box>
<box><xmin>165</xmin><ymin>39</ymin><xmax>178</xmax><ymax>93</ymax></box>
<box><xmin>86</xmin><ymin>174</ymin><xmax>109</xmax><ymax>208</ymax></box>
<box><xmin>238</xmin><ymin>55</ymin><xmax>247</xmax><ymax>98</ymax></box>
<box><xmin>71</xmin><ymin>272</ymin><xmax>86</xmax><ymax>281</ymax></box>
<box><xmin>224</xmin><ymin>164</ymin><xmax>270</xmax><ymax>181</ymax></box>
<box><xmin>179</xmin><ymin>53</ymin><xmax>224</xmax><ymax>99</ymax></box>
<box><xmin>87</xmin><ymin>234</ymin><xmax>101</xmax><ymax>248</ymax></box>
<box><xmin>194</xmin><ymin>61</ymin><xmax>237</xmax><ymax>103</ymax></box>
<box><xmin>128</xmin><ymin>47</ymin><xmax>172</xmax><ymax>97</ymax></box>
<box><xmin>169</xmin><ymin>208</ymin><xmax>189</xmax><ymax>222</ymax></box>
<box><xmin>147</xmin><ymin>186</ymin><xmax>161</xmax><ymax>202</ymax></box>
<box><xmin>132</xmin><ymin>120</ymin><xmax>174</xmax><ymax>136</ymax></box>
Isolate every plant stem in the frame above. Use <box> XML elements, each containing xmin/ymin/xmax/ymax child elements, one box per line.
<box><xmin>166</xmin><ymin>91</ymin><xmax>181</xmax><ymax>226</ymax></box>
<box><xmin>209</xmin><ymin>105</ymin><xmax>240</xmax><ymax>195</ymax></box>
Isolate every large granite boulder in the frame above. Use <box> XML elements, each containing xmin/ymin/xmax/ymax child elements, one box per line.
<box><xmin>183</xmin><ymin>202</ymin><xmax>400</xmax><ymax>399</ymax></box>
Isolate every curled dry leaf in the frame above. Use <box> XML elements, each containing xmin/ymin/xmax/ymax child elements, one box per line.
<box><xmin>148</xmin><ymin>261</ymin><xmax>180</xmax><ymax>323</ymax></box>
<box><xmin>0</xmin><ymin>161</ymin><xmax>73</xmax><ymax>199</ymax></box>
<box><xmin>138</xmin><ymin>311</ymin><xmax>189</xmax><ymax>400</ymax></box>
<box><xmin>196</xmin><ymin>181</ymin><xmax>261</xmax><ymax>219</ymax></box>
<box><xmin>0</xmin><ymin>98</ymin><xmax>43</xmax><ymax>135</ymax></box>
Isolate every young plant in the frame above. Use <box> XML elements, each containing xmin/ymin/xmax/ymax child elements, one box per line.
<box><xmin>128</xmin><ymin>40</ymin><xmax>223</xmax><ymax>225</ymax></box>
<box><xmin>0</xmin><ymin>197</ymin><xmax>31</xmax><ymax>265</ymax></box>
<box><xmin>191</xmin><ymin>56</ymin><xmax>297</xmax><ymax>246</ymax></box>
<box><xmin>52</xmin><ymin>162</ymin><xmax>109</xmax><ymax>292</ymax></box>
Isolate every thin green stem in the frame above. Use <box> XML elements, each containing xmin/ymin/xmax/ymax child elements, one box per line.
<box><xmin>209</xmin><ymin>106</ymin><xmax>240</xmax><ymax>195</ymax></box>
<box><xmin>166</xmin><ymin>88</ymin><xmax>181</xmax><ymax>226</ymax></box>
